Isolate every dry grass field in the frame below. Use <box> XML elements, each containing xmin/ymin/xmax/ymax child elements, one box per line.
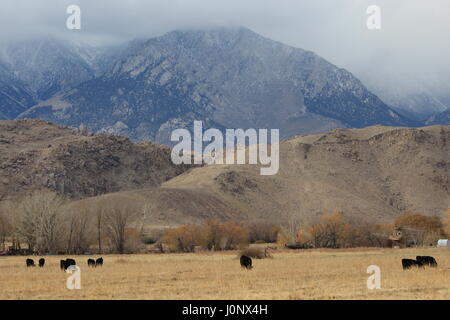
<box><xmin>1</xmin><ymin>247</ymin><xmax>450</xmax><ymax>300</ymax></box>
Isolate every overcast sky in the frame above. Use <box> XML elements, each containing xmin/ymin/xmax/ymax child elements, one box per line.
<box><xmin>0</xmin><ymin>0</ymin><xmax>449</xmax><ymax>92</ymax></box>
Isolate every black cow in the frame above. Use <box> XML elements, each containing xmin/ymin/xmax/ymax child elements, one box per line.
<box><xmin>87</xmin><ymin>259</ymin><xmax>96</xmax><ymax>267</ymax></box>
<box><xmin>240</xmin><ymin>255</ymin><xmax>253</xmax><ymax>269</ymax></box>
<box><xmin>416</xmin><ymin>256</ymin><xmax>437</xmax><ymax>267</ymax></box>
<box><xmin>66</xmin><ymin>258</ymin><xmax>76</xmax><ymax>268</ymax></box>
<box><xmin>402</xmin><ymin>258</ymin><xmax>423</xmax><ymax>270</ymax></box>
<box><xmin>95</xmin><ymin>257</ymin><xmax>103</xmax><ymax>267</ymax></box>
<box><xmin>61</xmin><ymin>258</ymin><xmax>77</xmax><ymax>271</ymax></box>
<box><xmin>38</xmin><ymin>258</ymin><xmax>45</xmax><ymax>267</ymax></box>
<box><xmin>26</xmin><ymin>258</ymin><xmax>35</xmax><ymax>267</ymax></box>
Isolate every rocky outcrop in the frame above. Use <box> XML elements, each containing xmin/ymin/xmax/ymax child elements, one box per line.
<box><xmin>0</xmin><ymin>119</ymin><xmax>191</xmax><ymax>199</ymax></box>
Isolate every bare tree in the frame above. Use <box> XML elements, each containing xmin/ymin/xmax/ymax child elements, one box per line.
<box><xmin>140</xmin><ymin>199</ymin><xmax>155</xmax><ymax>236</ymax></box>
<box><xmin>5</xmin><ymin>203</ymin><xmax>23</xmax><ymax>251</ymax></box>
<box><xmin>65</xmin><ymin>205</ymin><xmax>92</xmax><ymax>254</ymax></box>
<box><xmin>285</xmin><ymin>207</ymin><xmax>312</xmax><ymax>244</ymax></box>
<box><xmin>309</xmin><ymin>212</ymin><xmax>346</xmax><ymax>248</ymax></box>
<box><xmin>286</xmin><ymin>211</ymin><xmax>301</xmax><ymax>243</ymax></box>
<box><xmin>104</xmin><ymin>200</ymin><xmax>139</xmax><ymax>253</ymax></box>
<box><xmin>0</xmin><ymin>193</ymin><xmax>9</xmax><ymax>251</ymax></box>
<box><xmin>17</xmin><ymin>191</ymin><xmax>65</xmax><ymax>253</ymax></box>
<box><xmin>90</xmin><ymin>198</ymin><xmax>110</xmax><ymax>254</ymax></box>
<box><xmin>96</xmin><ymin>206</ymin><xmax>104</xmax><ymax>254</ymax></box>
<box><xmin>0</xmin><ymin>209</ymin><xmax>11</xmax><ymax>252</ymax></box>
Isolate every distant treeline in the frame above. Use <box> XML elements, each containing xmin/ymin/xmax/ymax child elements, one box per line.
<box><xmin>0</xmin><ymin>191</ymin><xmax>448</xmax><ymax>254</ymax></box>
<box><xmin>161</xmin><ymin>211</ymin><xmax>449</xmax><ymax>252</ymax></box>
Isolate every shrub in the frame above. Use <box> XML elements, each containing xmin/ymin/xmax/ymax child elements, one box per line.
<box><xmin>124</xmin><ymin>228</ymin><xmax>143</xmax><ymax>253</ymax></box>
<box><xmin>247</xmin><ymin>222</ymin><xmax>280</xmax><ymax>243</ymax></box>
<box><xmin>446</xmin><ymin>208</ymin><xmax>450</xmax><ymax>237</ymax></box>
<box><xmin>142</xmin><ymin>229</ymin><xmax>164</xmax><ymax>244</ymax></box>
<box><xmin>395</xmin><ymin>213</ymin><xmax>446</xmax><ymax>246</ymax></box>
<box><xmin>162</xmin><ymin>221</ymin><xmax>250</xmax><ymax>252</ymax></box>
<box><xmin>162</xmin><ymin>225</ymin><xmax>209</xmax><ymax>252</ymax></box>
<box><xmin>395</xmin><ymin>213</ymin><xmax>444</xmax><ymax>233</ymax></box>
<box><xmin>309</xmin><ymin>211</ymin><xmax>346</xmax><ymax>248</ymax></box>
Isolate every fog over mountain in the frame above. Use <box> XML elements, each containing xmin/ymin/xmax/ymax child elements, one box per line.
<box><xmin>0</xmin><ymin>0</ymin><xmax>449</xmax><ymax>119</ymax></box>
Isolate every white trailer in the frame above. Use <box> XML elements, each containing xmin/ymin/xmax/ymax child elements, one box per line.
<box><xmin>437</xmin><ymin>239</ymin><xmax>450</xmax><ymax>247</ymax></box>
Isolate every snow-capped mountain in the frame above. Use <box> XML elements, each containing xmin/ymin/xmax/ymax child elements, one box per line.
<box><xmin>0</xmin><ymin>62</ymin><xmax>35</xmax><ymax>120</ymax></box>
<box><xmin>17</xmin><ymin>27</ymin><xmax>414</xmax><ymax>144</ymax></box>
<box><xmin>0</xmin><ymin>38</ymin><xmax>98</xmax><ymax>101</ymax></box>
<box><xmin>426</xmin><ymin>109</ymin><xmax>450</xmax><ymax>125</ymax></box>
<box><xmin>356</xmin><ymin>68</ymin><xmax>450</xmax><ymax>121</ymax></box>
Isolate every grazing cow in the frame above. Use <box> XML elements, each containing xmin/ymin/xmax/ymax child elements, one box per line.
<box><xmin>26</xmin><ymin>258</ymin><xmax>35</xmax><ymax>267</ymax></box>
<box><xmin>95</xmin><ymin>257</ymin><xmax>103</xmax><ymax>267</ymax></box>
<box><xmin>61</xmin><ymin>258</ymin><xmax>77</xmax><ymax>271</ymax></box>
<box><xmin>416</xmin><ymin>256</ymin><xmax>438</xmax><ymax>267</ymax></box>
<box><xmin>402</xmin><ymin>258</ymin><xmax>423</xmax><ymax>270</ymax></box>
<box><xmin>87</xmin><ymin>259</ymin><xmax>96</xmax><ymax>267</ymax></box>
<box><xmin>38</xmin><ymin>258</ymin><xmax>45</xmax><ymax>267</ymax></box>
<box><xmin>65</xmin><ymin>258</ymin><xmax>76</xmax><ymax>268</ymax></box>
<box><xmin>240</xmin><ymin>255</ymin><xmax>253</xmax><ymax>269</ymax></box>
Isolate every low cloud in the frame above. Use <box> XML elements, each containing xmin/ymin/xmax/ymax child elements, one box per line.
<box><xmin>0</xmin><ymin>0</ymin><xmax>449</xmax><ymax>102</ymax></box>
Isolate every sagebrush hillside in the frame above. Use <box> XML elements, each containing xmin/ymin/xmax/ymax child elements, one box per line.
<box><xmin>0</xmin><ymin>119</ymin><xmax>191</xmax><ymax>199</ymax></box>
<box><xmin>154</xmin><ymin>125</ymin><xmax>449</xmax><ymax>225</ymax></box>
<box><xmin>1</xmin><ymin>120</ymin><xmax>448</xmax><ymax>226</ymax></box>
<box><xmin>68</xmin><ymin>124</ymin><xmax>450</xmax><ymax>227</ymax></box>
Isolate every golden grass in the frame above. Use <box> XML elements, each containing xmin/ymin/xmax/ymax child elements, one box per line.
<box><xmin>1</xmin><ymin>247</ymin><xmax>450</xmax><ymax>300</ymax></box>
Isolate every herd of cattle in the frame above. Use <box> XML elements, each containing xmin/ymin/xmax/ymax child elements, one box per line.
<box><xmin>23</xmin><ymin>254</ymin><xmax>439</xmax><ymax>271</ymax></box>
<box><xmin>25</xmin><ymin>257</ymin><xmax>104</xmax><ymax>269</ymax></box>
<box><xmin>239</xmin><ymin>254</ymin><xmax>440</xmax><ymax>271</ymax></box>
<box><xmin>24</xmin><ymin>255</ymin><xmax>253</xmax><ymax>270</ymax></box>
<box><xmin>402</xmin><ymin>256</ymin><xmax>438</xmax><ymax>270</ymax></box>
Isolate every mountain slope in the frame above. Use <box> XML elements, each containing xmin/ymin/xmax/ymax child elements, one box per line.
<box><xmin>0</xmin><ymin>119</ymin><xmax>191</xmax><ymax>199</ymax></box>
<box><xmin>0</xmin><ymin>39</ymin><xmax>98</xmax><ymax>101</ymax></box>
<box><xmin>358</xmin><ymin>71</ymin><xmax>450</xmax><ymax>120</ymax></box>
<box><xmin>68</xmin><ymin>125</ymin><xmax>450</xmax><ymax>228</ymax></box>
<box><xmin>0</xmin><ymin>63</ymin><xmax>36</xmax><ymax>120</ymax></box>
<box><xmin>2</xmin><ymin>120</ymin><xmax>447</xmax><ymax>226</ymax></box>
<box><xmin>158</xmin><ymin>125</ymin><xmax>449</xmax><ymax>225</ymax></box>
<box><xmin>426</xmin><ymin>109</ymin><xmax>450</xmax><ymax>125</ymax></box>
<box><xmin>20</xmin><ymin>27</ymin><xmax>413</xmax><ymax>144</ymax></box>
